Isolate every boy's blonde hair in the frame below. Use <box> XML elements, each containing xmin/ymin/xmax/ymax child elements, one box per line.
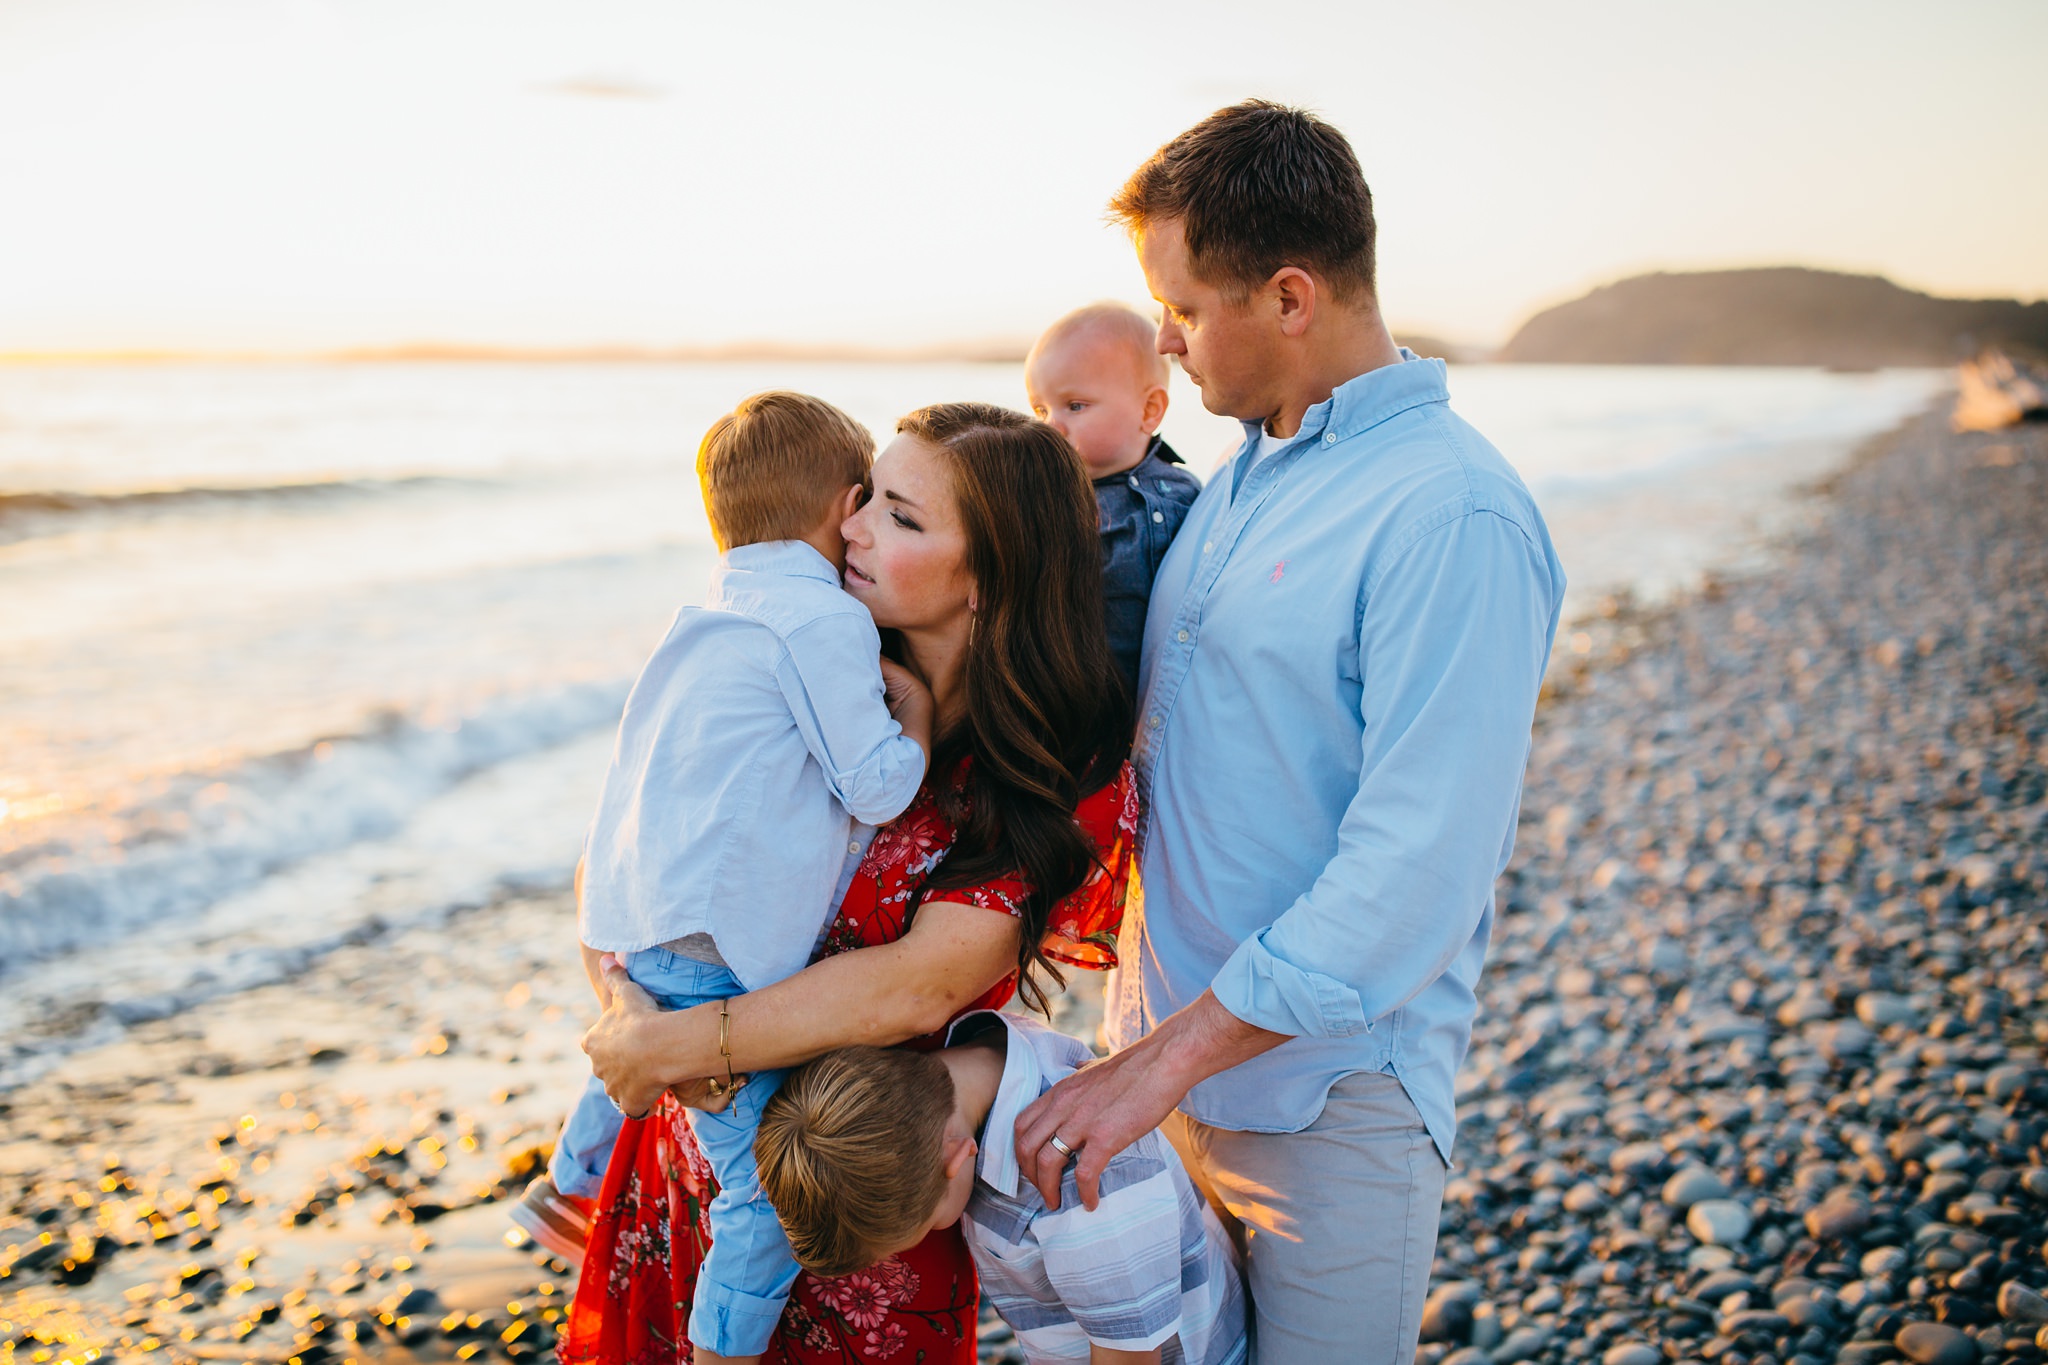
<box><xmin>755</xmin><ymin>1046</ymin><xmax>956</xmax><ymax>1277</ymax></box>
<box><xmin>697</xmin><ymin>391</ymin><xmax>873</xmax><ymax>552</ymax></box>
<box><xmin>1032</xmin><ymin>302</ymin><xmax>1170</xmax><ymax>387</ymax></box>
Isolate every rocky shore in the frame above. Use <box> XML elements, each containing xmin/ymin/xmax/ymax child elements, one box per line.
<box><xmin>0</xmin><ymin>892</ymin><xmax>597</xmax><ymax>1364</ymax></box>
<box><xmin>2</xmin><ymin>408</ymin><xmax>2042</xmax><ymax>1365</ymax></box>
<box><xmin>1427</xmin><ymin>412</ymin><xmax>2047</xmax><ymax>1365</ymax></box>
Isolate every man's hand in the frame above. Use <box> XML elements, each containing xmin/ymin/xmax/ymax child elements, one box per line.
<box><xmin>1014</xmin><ymin>991</ymin><xmax>1288</xmax><ymax>1211</ymax></box>
<box><xmin>581</xmin><ymin>955</ymin><xmax>671</xmax><ymax>1118</ymax></box>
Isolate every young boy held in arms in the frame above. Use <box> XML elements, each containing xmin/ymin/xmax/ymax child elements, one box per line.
<box><xmin>756</xmin><ymin>1013</ymin><xmax>1248</xmax><ymax>1365</ymax></box>
<box><xmin>1025</xmin><ymin>303</ymin><xmax>1201</xmax><ymax>699</ymax></box>
<box><xmin>512</xmin><ymin>391</ymin><xmax>933</xmax><ymax>1365</ymax></box>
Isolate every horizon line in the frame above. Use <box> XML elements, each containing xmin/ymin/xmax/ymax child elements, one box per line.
<box><xmin>0</xmin><ymin>339</ymin><xmax>1041</xmax><ymax>367</ymax></box>
<box><xmin>0</xmin><ymin>328</ymin><xmax>1496</xmax><ymax>368</ymax></box>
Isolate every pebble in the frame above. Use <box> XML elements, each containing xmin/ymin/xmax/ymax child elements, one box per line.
<box><xmin>1686</xmin><ymin>1245</ymin><xmax>1737</xmax><ymax>1273</ymax></box>
<box><xmin>1985</xmin><ymin>1066</ymin><xmax>2029</xmax><ymax>1103</ymax></box>
<box><xmin>1603</xmin><ymin>1345</ymin><xmax>1661</xmax><ymax>1365</ymax></box>
<box><xmin>1924</xmin><ymin>1143</ymin><xmax>1973</xmax><ymax>1172</ymax></box>
<box><xmin>1857</xmin><ymin>993</ymin><xmax>1921</xmax><ymax>1029</ymax></box>
<box><xmin>1562</xmin><ymin>1181</ymin><xmax>1607</xmax><ymax>1214</ymax></box>
<box><xmin>1895</xmin><ymin>1321</ymin><xmax>1978</xmax><ymax>1365</ymax></box>
<box><xmin>1694</xmin><ymin>1271</ymin><xmax>1758</xmax><ymax>1302</ymax></box>
<box><xmin>1664</xmin><ymin>1167</ymin><xmax>1732</xmax><ymax>1209</ymax></box>
<box><xmin>1611</xmin><ymin>1142</ymin><xmax>1668</xmax><ymax>1176</ymax></box>
<box><xmin>1492</xmin><ymin>1325</ymin><xmax>1554</xmax><ymax>1363</ymax></box>
<box><xmin>1687</xmin><ymin>1199</ymin><xmax>1753</xmax><ymax>1246</ymax></box>
<box><xmin>2000</xmin><ymin>1281</ymin><xmax>2048</xmax><ymax>1325</ymax></box>
<box><xmin>1422</xmin><ymin>1283</ymin><xmax>1480</xmax><ymax>1342</ymax></box>
<box><xmin>1807</xmin><ymin>1193</ymin><xmax>1873</xmax><ymax>1242</ymax></box>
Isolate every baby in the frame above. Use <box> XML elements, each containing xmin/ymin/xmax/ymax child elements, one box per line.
<box><xmin>1025</xmin><ymin>303</ymin><xmax>1202</xmax><ymax>698</ymax></box>
<box><xmin>513</xmin><ymin>391</ymin><xmax>932</xmax><ymax>1365</ymax></box>
<box><xmin>756</xmin><ymin>1012</ymin><xmax>1248</xmax><ymax>1365</ymax></box>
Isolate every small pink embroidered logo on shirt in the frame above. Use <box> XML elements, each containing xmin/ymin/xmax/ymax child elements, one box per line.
<box><xmin>1270</xmin><ymin>560</ymin><xmax>1288</xmax><ymax>583</ymax></box>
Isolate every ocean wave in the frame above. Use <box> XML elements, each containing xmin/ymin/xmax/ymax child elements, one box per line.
<box><xmin>0</xmin><ymin>474</ymin><xmax>483</xmax><ymax>545</ymax></box>
<box><xmin>0</xmin><ymin>680</ymin><xmax>627</xmax><ymax>972</ymax></box>
<box><xmin>0</xmin><ymin>726</ymin><xmax>616</xmax><ymax>1088</ymax></box>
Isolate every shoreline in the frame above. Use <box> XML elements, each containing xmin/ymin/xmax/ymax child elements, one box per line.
<box><xmin>3</xmin><ymin>410</ymin><xmax>2044</xmax><ymax>1365</ymax></box>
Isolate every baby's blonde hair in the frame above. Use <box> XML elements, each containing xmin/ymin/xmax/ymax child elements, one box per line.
<box><xmin>755</xmin><ymin>1046</ymin><xmax>956</xmax><ymax>1277</ymax></box>
<box><xmin>1031</xmin><ymin>302</ymin><xmax>1170</xmax><ymax>387</ymax></box>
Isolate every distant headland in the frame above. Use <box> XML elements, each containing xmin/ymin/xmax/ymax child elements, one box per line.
<box><xmin>1497</xmin><ymin>267</ymin><xmax>2048</xmax><ymax>367</ymax></box>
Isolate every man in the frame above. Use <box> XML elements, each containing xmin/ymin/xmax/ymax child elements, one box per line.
<box><xmin>1016</xmin><ymin>101</ymin><xmax>1566</xmax><ymax>1363</ymax></box>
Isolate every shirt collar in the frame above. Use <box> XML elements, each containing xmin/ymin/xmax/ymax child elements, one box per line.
<box><xmin>1236</xmin><ymin>348</ymin><xmax>1448</xmax><ymax>452</ymax></box>
<box><xmin>1145</xmin><ymin>434</ymin><xmax>1185</xmax><ymax>467</ymax></box>
<box><xmin>1091</xmin><ymin>436</ymin><xmax>1185</xmax><ymax>489</ymax></box>
<box><xmin>944</xmin><ymin>1010</ymin><xmax>1042</xmax><ymax>1199</ymax></box>
<box><xmin>720</xmin><ymin>539</ymin><xmax>842</xmax><ymax>584</ymax></box>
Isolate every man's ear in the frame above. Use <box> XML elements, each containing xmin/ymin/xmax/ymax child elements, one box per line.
<box><xmin>1140</xmin><ymin>384</ymin><xmax>1169</xmax><ymax>434</ymax></box>
<box><xmin>943</xmin><ymin>1134</ymin><xmax>976</xmax><ymax>1181</ymax></box>
<box><xmin>1268</xmin><ymin>266</ymin><xmax>1317</xmax><ymax>339</ymax></box>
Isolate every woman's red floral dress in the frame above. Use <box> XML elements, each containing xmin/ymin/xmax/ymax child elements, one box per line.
<box><xmin>557</xmin><ymin>762</ymin><xmax>1137</xmax><ymax>1365</ymax></box>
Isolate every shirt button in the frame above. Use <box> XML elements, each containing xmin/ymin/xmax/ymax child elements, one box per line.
<box><xmin>1151</xmin><ymin>511</ymin><xmax>1164</xmax><ymax>523</ymax></box>
<box><xmin>1202</xmin><ymin>540</ymin><xmax>1214</xmax><ymax>554</ymax></box>
<box><xmin>848</xmin><ymin>841</ymin><xmax>860</xmax><ymax>853</ymax></box>
<box><xmin>1127</xmin><ymin>475</ymin><xmax>1140</xmax><ymax>488</ymax></box>
<box><xmin>1324</xmin><ymin>431</ymin><xmax>1337</xmax><ymax>444</ymax></box>
<box><xmin>1147</xmin><ymin>714</ymin><xmax>1161</xmax><ymax>729</ymax></box>
<box><xmin>1176</xmin><ymin>629</ymin><xmax>1189</xmax><ymax>643</ymax></box>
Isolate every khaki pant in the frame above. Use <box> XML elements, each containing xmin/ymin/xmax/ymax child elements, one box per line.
<box><xmin>1166</xmin><ymin>1070</ymin><xmax>1447</xmax><ymax>1365</ymax></box>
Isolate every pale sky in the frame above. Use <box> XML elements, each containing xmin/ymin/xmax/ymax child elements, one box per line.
<box><xmin>1</xmin><ymin>0</ymin><xmax>2042</xmax><ymax>353</ymax></box>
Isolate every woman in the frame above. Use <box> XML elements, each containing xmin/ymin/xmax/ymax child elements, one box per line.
<box><xmin>559</xmin><ymin>403</ymin><xmax>1137</xmax><ymax>1365</ymax></box>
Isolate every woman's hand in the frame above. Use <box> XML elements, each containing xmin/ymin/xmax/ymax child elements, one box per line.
<box><xmin>581</xmin><ymin>956</ymin><xmax>675</xmax><ymax>1119</ymax></box>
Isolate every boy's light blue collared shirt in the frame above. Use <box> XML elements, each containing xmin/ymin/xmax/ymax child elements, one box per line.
<box><xmin>579</xmin><ymin>540</ymin><xmax>924</xmax><ymax>991</ymax></box>
<box><xmin>1105</xmin><ymin>354</ymin><xmax>1566</xmax><ymax>1162</ymax></box>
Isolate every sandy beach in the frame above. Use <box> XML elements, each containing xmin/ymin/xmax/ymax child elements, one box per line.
<box><xmin>3</xmin><ymin>406</ymin><xmax>2044</xmax><ymax>1365</ymax></box>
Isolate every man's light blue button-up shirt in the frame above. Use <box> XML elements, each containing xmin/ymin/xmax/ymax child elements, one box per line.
<box><xmin>1105</xmin><ymin>354</ymin><xmax>1565</xmax><ymax>1163</ymax></box>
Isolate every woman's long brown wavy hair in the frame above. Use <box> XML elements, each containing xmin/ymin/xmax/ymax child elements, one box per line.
<box><xmin>894</xmin><ymin>402</ymin><xmax>1132</xmax><ymax>1014</ymax></box>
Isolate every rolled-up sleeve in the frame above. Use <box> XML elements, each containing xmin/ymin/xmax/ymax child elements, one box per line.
<box><xmin>1209</xmin><ymin>507</ymin><xmax>1557</xmax><ymax>1037</ymax></box>
<box><xmin>775</xmin><ymin>613</ymin><xmax>927</xmax><ymax>826</ymax></box>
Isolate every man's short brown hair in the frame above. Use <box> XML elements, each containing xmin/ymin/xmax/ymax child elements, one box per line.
<box><xmin>698</xmin><ymin>391</ymin><xmax>873</xmax><ymax>551</ymax></box>
<box><xmin>755</xmin><ymin>1046</ymin><xmax>955</xmax><ymax>1278</ymax></box>
<box><xmin>1109</xmin><ymin>99</ymin><xmax>1377</xmax><ymax>303</ymax></box>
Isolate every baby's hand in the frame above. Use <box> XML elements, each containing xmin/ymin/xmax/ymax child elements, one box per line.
<box><xmin>878</xmin><ymin>659</ymin><xmax>932</xmax><ymax>719</ymax></box>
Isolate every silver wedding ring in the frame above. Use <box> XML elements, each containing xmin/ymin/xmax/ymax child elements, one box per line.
<box><xmin>1048</xmin><ymin>1133</ymin><xmax>1077</xmax><ymax>1161</ymax></box>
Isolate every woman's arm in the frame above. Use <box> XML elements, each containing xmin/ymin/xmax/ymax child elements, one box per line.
<box><xmin>583</xmin><ymin>898</ymin><xmax>1020</xmax><ymax>1117</ymax></box>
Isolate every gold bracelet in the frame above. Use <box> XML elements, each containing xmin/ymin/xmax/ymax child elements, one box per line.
<box><xmin>717</xmin><ymin>998</ymin><xmax>737</xmax><ymax>1096</ymax></box>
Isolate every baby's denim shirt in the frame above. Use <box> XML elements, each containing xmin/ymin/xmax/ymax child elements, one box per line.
<box><xmin>1096</xmin><ymin>436</ymin><xmax>1201</xmax><ymax>697</ymax></box>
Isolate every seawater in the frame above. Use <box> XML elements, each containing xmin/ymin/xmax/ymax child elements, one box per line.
<box><xmin>0</xmin><ymin>359</ymin><xmax>1947</xmax><ymax>1080</ymax></box>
